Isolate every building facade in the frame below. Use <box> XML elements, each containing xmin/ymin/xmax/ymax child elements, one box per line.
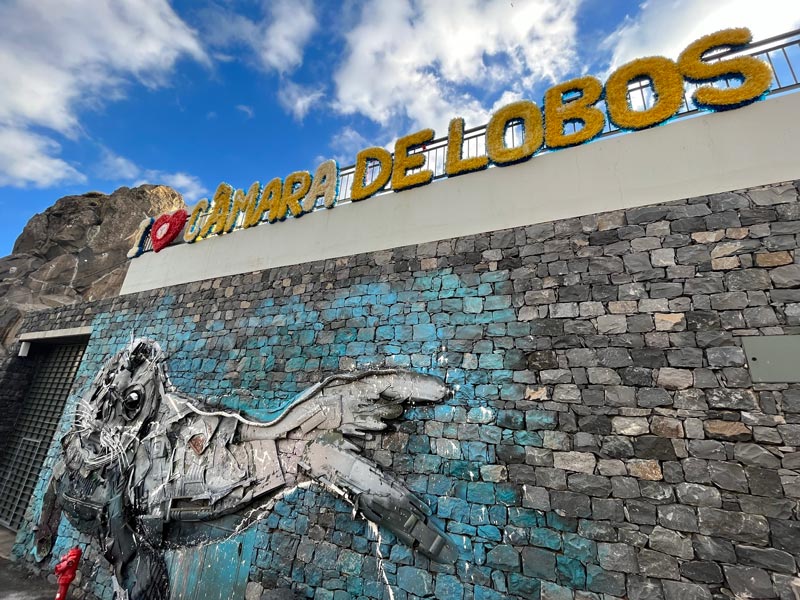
<box><xmin>3</xmin><ymin>45</ymin><xmax>800</xmax><ymax>600</ymax></box>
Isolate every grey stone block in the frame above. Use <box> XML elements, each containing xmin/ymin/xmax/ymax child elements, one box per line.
<box><xmin>634</xmin><ymin>436</ymin><xmax>678</xmax><ymax>460</ymax></box>
<box><xmin>697</xmin><ymin>508</ymin><xmax>769</xmax><ymax>544</ymax></box>
<box><xmin>735</xmin><ymin>545</ymin><xmax>796</xmax><ymax>574</ymax></box>
<box><xmin>693</xmin><ymin>534</ymin><xmax>736</xmax><ymax>563</ymax></box>
<box><xmin>661</xmin><ymin>580</ymin><xmax>712</xmax><ymax>600</ymax></box>
<box><xmin>522</xmin><ymin>547</ymin><xmax>556</xmax><ymax>581</ymax></box>
<box><xmin>626</xmin><ymin>499</ymin><xmax>657</xmax><ymax>524</ymax></box>
<box><xmin>638</xmin><ymin>549</ymin><xmax>679</xmax><ymax>579</ymax></box>
<box><xmin>597</xmin><ymin>542</ymin><xmax>638</xmax><ymax>573</ymax></box>
<box><xmin>723</xmin><ymin>565</ymin><xmax>777</xmax><ymax>599</ymax></box>
<box><xmin>568</xmin><ymin>473</ymin><xmax>612</xmax><ymax>497</ymax></box>
<box><xmin>705</xmin><ymin>388</ymin><xmax>758</xmax><ymax>410</ymax></box>
<box><xmin>592</xmin><ymin>498</ymin><xmax>624</xmax><ymax>521</ymax></box>
<box><xmin>675</xmin><ymin>483</ymin><xmax>722</xmax><ymax>508</ymax></box>
<box><xmin>639</xmin><ymin>481</ymin><xmax>675</xmax><ymax>503</ymax></box>
<box><xmin>648</xmin><ymin>526</ymin><xmax>693</xmax><ymax>559</ymax></box>
<box><xmin>708</xmin><ymin>461</ymin><xmax>748</xmax><ymax>492</ymax></box>
<box><xmin>705</xmin><ymin>346</ymin><xmax>746</xmax><ymax>367</ymax></box>
<box><xmin>771</xmin><ymin>264</ymin><xmax>800</xmax><ymax>288</ymax></box>
<box><xmin>680</xmin><ymin>561</ymin><xmax>723</xmax><ymax>584</ymax></box>
<box><xmin>745</xmin><ymin>466</ymin><xmax>782</xmax><ymax>497</ymax></box>
<box><xmin>657</xmin><ymin>504</ymin><xmax>698</xmax><ymax>532</ymax></box>
<box><xmin>550</xmin><ymin>490</ymin><xmax>592</xmax><ymax>517</ymax></box>
<box><xmin>627</xmin><ymin>576</ymin><xmax>664</xmax><ymax>600</ymax></box>
<box><xmin>541</xmin><ymin>581</ymin><xmax>574</xmax><ymax>600</ymax></box>
<box><xmin>726</xmin><ymin>269</ymin><xmax>771</xmax><ymax>291</ymax></box>
<box><xmin>769</xmin><ymin>518</ymin><xmax>800</xmax><ymax>555</ymax></box>
<box><xmin>586</xmin><ymin>564</ymin><xmax>626</xmax><ymax>595</ymax></box>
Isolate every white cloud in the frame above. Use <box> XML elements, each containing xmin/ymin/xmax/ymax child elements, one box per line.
<box><xmin>606</xmin><ymin>0</ymin><xmax>800</xmax><ymax>70</ymax></box>
<box><xmin>0</xmin><ymin>0</ymin><xmax>206</xmax><ymax>188</ymax></box>
<box><xmin>201</xmin><ymin>0</ymin><xmax>317</xmax><ymax>74</ymax></box>
<box><xmin>236</xmin><ymin>104</ymin><xmax>255</xmax><ymax>119</ymax></box>
<box><xmin>137</xmin><ymin>171</ymin><xmax>209</xmax><ymax>202</ymax></box>
<box><xmin>329</xmin><ymin>126</ymin><xmax>371</xmax><ymax>164</ymax></box>
<box><xmin>99</xmin><ymin>149</ymin><xmax>208</xmax><ymax>202</ymax></box>
<box><xmin>277</xmin><ymin>81</ymin><xmax>325</xmax><ymax>121</ymax></box>
<box><xmin>97</xmin><ymin>148</ymin><xmax>140</xmax><ymax>181</ymax></box>
<box><xmin>0</xmin><ymin>127</ymin><xmax>85</xmax><ymax>187</ymax></box>
<box><xmin>332</xmin><ymin>0</ymin><xmax>581</xmax><ymax>134</ymax></box>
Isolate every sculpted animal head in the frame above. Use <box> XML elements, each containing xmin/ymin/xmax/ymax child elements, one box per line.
<box><xmin>64</xmin><ymin>339</ymin><xmax>165</xmax><ymax>475</ymax></box>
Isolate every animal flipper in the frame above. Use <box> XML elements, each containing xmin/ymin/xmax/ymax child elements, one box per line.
<box><xmin>299</xmin><ymin>432</ymin><xmax>459</xmax><ymax>564</ymax></box>
<box><xmin>105</xmin><ymin>485</ymin><xmax>169</xmax><ymax>600</ymax></box>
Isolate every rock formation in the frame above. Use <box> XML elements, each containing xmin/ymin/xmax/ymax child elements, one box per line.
<box><xmin>0</xmin><ymin>185</ymin><xmax>185</xmax><ymax>353</ymax></box>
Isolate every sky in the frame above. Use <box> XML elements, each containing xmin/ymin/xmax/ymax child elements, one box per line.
<box><xmin>1</xmin><ymin>0</ymin><xmax>799</xmax><ymax>256</ymax></box>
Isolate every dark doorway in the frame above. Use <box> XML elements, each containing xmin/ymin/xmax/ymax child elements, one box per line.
<box><xmin>0</xmin><ymin>341</ymin><xmax>86</xmax><ymax>529</ymax></box>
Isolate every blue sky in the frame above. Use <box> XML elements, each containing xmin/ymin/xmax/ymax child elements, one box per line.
<box><xmin>1</xmin><ymin>0</ymin><xmax>799</xmax><ymax>256</ymax></box>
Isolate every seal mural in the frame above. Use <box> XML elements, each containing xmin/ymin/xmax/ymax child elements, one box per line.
<box><xmin>36</xmin><ymin>338</ymin><xmax>457</xmax><ymax>599</ymax></box>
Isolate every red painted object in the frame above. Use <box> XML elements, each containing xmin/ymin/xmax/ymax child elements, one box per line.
<box><xmin>54</xmin><ymin>547</ymin><xmax>82</xmax><ymax>600</ymax></box>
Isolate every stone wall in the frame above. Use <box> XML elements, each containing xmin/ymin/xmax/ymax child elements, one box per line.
<box><xmin>8</xmin><ymin>179</ymin><xmax>800</xmax><ymax>600</ymax></box>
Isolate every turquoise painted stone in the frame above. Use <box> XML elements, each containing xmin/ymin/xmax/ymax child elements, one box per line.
<box><xmin>477</xmin><ymin>524</ymin><xmax>502</xmax><ymax>541</ymax></box>
<box><xmin>531</xmin><ymin>527</ymin><xmax>562</xmax><ymax>550</ymax></box>
<box><xmin>438</xmin><ymin>497</ymin><xmax>470</xmax><ymax>521</ymax></box>
<box><xmin>557</xmin><ymin>555</ymin><xmax>586</xmax><ymax>588</ymax></box>
<box><xmin>475</xmin><ymin>585</ymin><xmax>507</xmax><ymax>600</ymax></box>
<box><xmin>486</xmin><ymin>544</ymin><xmax>520</xmax><ymax>570</ymax></box>
<box><xmin>467</xmin><ymin>482</ymin><xmax>496</xmax><ymax>504</ymax></box>
<box><xmin>496</xmin><ymin>483</ymin><xmax>521</xmax><ymax>506</ymax></box>
<box><xmin>396</xmin><ymin>566</ymin><xmax>433</xmax><ymax>596</ymax></box>
<box><xmin>509</xmin><ymin>573</ymin><xmax>541</xmax><ymax>598</ymax></box>
<box><xmin>509</xmin><ymin>507</ymin><xmax>544</xmax><ymax>528</ymax></box>
<box><xmin>547</xmin><ymin>512</ymin><xmax>578</xmax><ymax>533</ymax></box>
<box><xmin>435</xmin><ymin>574</ymin><xmax>464</xmax><ymax>599</ymax></box>
<box><xmin>563</xmin><ymin>533</ymin><xmax>596</xmax><ymax>563</ymax></box>
<box><xmin>450</xmin><ymin>522</ymin><xmax>478</xmax><ymax>537</ymax></box>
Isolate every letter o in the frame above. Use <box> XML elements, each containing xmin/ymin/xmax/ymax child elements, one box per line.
<box><xmin>486</xmin><ymin>100</ymin><xmax>543</xmax><ymax>166</ymax></box>
<box><xmin>605</xmin><ymin>56</ymin><xmax>684</xmax><ymax>130</ymax></box>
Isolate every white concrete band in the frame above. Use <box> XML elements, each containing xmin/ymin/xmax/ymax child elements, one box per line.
<box><xmin>122</xmin><ymin>92</ymin><xmax>800</xmax><ymax>295</ymax></box>
<box><xmin>19</xmin><ymin>326</ymin><xmax>93</xmax><ymax>342</ymax></box>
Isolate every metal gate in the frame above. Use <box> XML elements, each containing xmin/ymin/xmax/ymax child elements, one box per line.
<box><xmin>0</xmin><ymin>342</ymin><xmax>86</xmax><ymax>529</ymax></box>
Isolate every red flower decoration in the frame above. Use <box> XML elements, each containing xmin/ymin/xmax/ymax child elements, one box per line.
<box><xmin>151</xmin><ymin>209</ymin><xmax>189</xmax><ymax>252</ymax></box>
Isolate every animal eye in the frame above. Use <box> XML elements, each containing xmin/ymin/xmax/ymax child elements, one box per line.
<box><xmin>122</xmin><ymin>387</ymin><xmax>145</xmax><ymax>421</ymax></box>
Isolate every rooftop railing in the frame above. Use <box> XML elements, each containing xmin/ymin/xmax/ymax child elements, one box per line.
<box><xmin>142</xmin><ymin>28</ymin><xmax>800</xmax><ymax>253</ymax></box>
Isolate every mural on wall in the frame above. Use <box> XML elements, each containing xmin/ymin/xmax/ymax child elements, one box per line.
<box><xmin>35</xmin><ymin>338</ymin><xmax>458</xmax><ymax>599</ymax></box>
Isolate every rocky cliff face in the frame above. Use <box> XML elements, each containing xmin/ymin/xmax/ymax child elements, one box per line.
<box><xmin>0</xmin><ymin>185</ymin><xmax>185</xmax><ymax>352</ymax></box>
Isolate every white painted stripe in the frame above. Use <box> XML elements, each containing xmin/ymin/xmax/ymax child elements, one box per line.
<box><xmin>19</xmin><ymin>326</ymin><xmax>93</xmax><ymax>341</ymax></box>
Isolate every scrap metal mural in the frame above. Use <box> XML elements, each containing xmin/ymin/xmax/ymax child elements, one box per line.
<box><xmin>35</xmin><ymin>339</ymin><xmax>457</xmax><ymax>599</ymax></box>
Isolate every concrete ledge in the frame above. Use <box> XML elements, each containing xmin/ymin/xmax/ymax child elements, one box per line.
<box><xmin>19</xmin><ymin>326</ymin><xmax>93</xmax><ymax>342</ymax></box>
<box><xmin>122</xmin><ymin>92</ymin><xmax>800</xmax><ymax>295</ymax></box>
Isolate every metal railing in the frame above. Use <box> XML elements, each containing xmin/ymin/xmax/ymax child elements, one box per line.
<box><xmin>141</xmin><ymin>28</ymin><xmax>800</xmax><ymax>253</ymax></box>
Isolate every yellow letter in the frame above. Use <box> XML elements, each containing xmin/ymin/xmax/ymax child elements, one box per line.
<box><xmin>351</xmin><ymin>147</ymin><xmax>392</xmax><ymax>201</ymax></box>
<box><xmin>246</xmin><ymin>178</ymin><xmax>280</xmax><ymax>227</ymax></box>
<box><xmin>269</xmin><ymin>171</ymin><xmax>310</xmax><ymax>221</ymax></box>
<box><xmin>184</xmin><ymin>199</ymin><xmax>210</xmax><ymax>243</ymax></box>
<box><xmin>678</xmin><ymin>27</ymin><xmax>771</xmax><ymax>111</ymax></box>
<box><xmin>199</xmin><ymin>183</ymin><xmax>233</xmax><ymax>239</ymax></box>
<box><xmin>226</xmin><ymin>181</ymin><xmax>260</xmax><ymax>232</ymax></box>
<box><xmin>445</xmin><ymin>117</ymin><xmax>488</xmax><ymax>176</ymax></box>
<box><xmin>302</xmin><ymin>159</ymin><xmax>339</xmax><ymax>212</ymax></box>
<box><xmin>485</xmin><ymin>101</ymin><xmax>544</xmax><ymax>166</ymax></box>
<box><xmin>544</xmin><ymin>76</ymin><xmax>605</xmax><ymax>149</ymax></box>
<box><xmin>605</xmin><ymin>56</ymin><xmax>684</xmax><ymax>130</ymax></box>
<box><xmin>392</xmin><ymin>128</ymin><xmax>434</xmax><ymax>192</ymax></box>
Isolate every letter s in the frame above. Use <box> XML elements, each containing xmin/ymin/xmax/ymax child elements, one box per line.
<box><xmin>678</xmin><ymin>27</ymin><xmax>772</xmax><ymax>111</ymax></box>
